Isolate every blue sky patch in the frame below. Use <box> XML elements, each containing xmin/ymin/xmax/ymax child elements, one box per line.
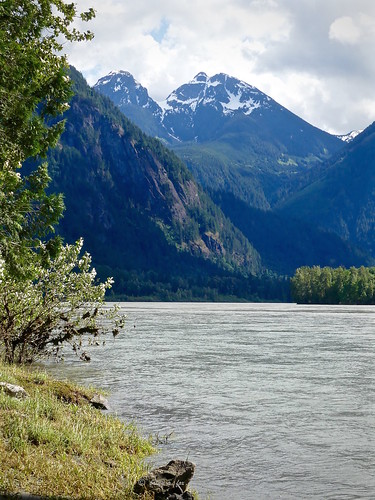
<box><xmin>150</xmin><ymin>18</ymin><xmax>170</xmax><ymax>43</ymax></box>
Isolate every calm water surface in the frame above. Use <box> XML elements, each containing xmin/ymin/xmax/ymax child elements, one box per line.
<box><xmin>46</xmin><ymin>303</ymin><xmax>375</xmax><ymax>499</ymax></box>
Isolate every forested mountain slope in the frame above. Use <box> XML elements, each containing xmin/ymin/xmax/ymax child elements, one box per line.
<box><xmin>46</xmin><ymin>68</ymin><xmax>280</xmax><ymax>300</ymax></box>
<box><xmin>279</xmin><ymin>122</ymin><xmax>375</xmax><ymax>257</ymax></box>
<box><xmin>213</xmin><ymin>191</ymin><xmax>371</xmax><ymax>275</ymax></box>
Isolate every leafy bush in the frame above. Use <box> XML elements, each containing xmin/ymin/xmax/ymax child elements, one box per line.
<box><xmin>0</xmin><ymin>2</ymin><xmax>126</xmax><ymax>363</ymax></box>
<box><xmin>0</xmin><ymin>239</ymin><xmax>124</xmax><ymax>364</ymax></box>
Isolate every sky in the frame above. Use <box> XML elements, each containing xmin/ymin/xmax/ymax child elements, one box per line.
<box><xmin>65</xmin><ymin>0</ymin><xmax>375</xmax><ymax>135</ymax></box>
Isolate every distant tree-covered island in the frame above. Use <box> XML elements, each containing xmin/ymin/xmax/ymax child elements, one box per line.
<box><xmin>291</xmin><ymin>265</ymin><xmax>375</xmax><ymax>305</ymax></box>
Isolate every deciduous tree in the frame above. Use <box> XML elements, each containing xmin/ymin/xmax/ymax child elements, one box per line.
<box><xmin>0</xmin><ymin>1</ymin><xmax>124</xmax><ymax>363</ymax></box>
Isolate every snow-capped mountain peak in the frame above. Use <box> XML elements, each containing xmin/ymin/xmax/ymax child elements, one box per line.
<box><xmin>191</xmin><ymin>72</ymin><xmax>208</xmax><ymax>83</ymax></box>
<box><xmin>94</xmin><ymin>71</ymin><xmax>161</xmax><ymax>113</ymax></box>
<box><xmin>160</xmin><ymin>72</ymin><xmax>272</xmax><ymax>121</ymax></box>
<box><xmin>93</xmin><ymin>70</ymin><xmax>289</xmax><ymax>143</ymax></box>
<box><xmin>96</xmin><ymin>70</ymin><xmax>139</xmax><ymax>90</ymax></box>
<box><xmin>108</xmin><ymin>69</ymin><xmax>134</xmax><ymax>78</ymax></box>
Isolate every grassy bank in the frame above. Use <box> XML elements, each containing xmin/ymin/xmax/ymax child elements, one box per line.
<box><xmin>0</xmin><ymin>361</ymin><xmax>155</xmax><ymax>499</ymax></box>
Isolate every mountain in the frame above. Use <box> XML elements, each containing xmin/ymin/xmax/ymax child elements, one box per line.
<box><xmin>91</xmin><ymin>69</ymin><xmax>371</xmax><ymax>277</ymax></box>
<box><xmin>42</xmin><ymin>67</ymin><xmax>288</xmax><ymax>301</ymax></box>
<box><xmin>159</xmin><ymin>71</ymin><xmax>273</xmax><ymax>142</ymax></box>
<box><xmin>279</xmin><ymin>123</ymin><xmax>375</xmax><ymax>257</ymax></box>
<box><xmin>94</xmin><ymin>70</ymin><xmax>170</xmax><ymax>140</ymax></box>
<box><xmin>94</xmin><ymin>71</ymin><xmax>344</xmax><ymax>209</ymax></box>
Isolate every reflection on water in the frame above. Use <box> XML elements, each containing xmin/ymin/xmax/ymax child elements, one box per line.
<box><xmin>46</xmin><ymin>303</ymin><xmax>375</xmax><ymax>499</ymax></box>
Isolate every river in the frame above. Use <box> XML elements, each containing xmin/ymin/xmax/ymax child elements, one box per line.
<box><xmin>46</xmin><ymin>302</ymin><xmax>375</xmax><ymax>499</ymax></box>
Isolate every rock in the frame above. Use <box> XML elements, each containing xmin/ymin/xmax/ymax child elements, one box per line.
<box><xmin>80</xmin><ymin>352</ymin><xmax>91</xmax><ymax>362</ymax></box>
<box><xmin>134</xmin><ymin>459</ymin><xmax>195</xmax><ymax>499</ymax></box>
<box><xmin>162</xmin><ymin>492</ymin><xmax>194</xmax><ymax>500</ymax></box>
<box><xmin>0</xmin><ymin>382</ymin><xmax>29</xmax><ymax>399</ymax></box>
<box><xmin>90</xmin><ymin>393</ymin><xmax>110</xmax><ymax>410</ymax></box>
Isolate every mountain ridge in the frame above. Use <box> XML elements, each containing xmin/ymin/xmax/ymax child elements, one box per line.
<box><xmin>94</xmin><ymin>70</ymin><xmax>344</xmax><ymax>209</ymax></box>
<box><xmin>336</xmin><ymin>130</ymin><xmax>362</xmax><ymax>143</ymax></box>
<box><xmin>89</xmin><ymin>68</ymin><xmax>373</xmax><ymax>279</ymax></box>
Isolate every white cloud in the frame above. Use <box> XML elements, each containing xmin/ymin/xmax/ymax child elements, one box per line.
<box><xmin>329</xmin><ymin>12</ymin><xmax>375</xmax><ymax>45</ymax></box>
<box><xmin>329</xmin><ymin>16</ymin><xmax>362</xmax><ymax>44</ymax></box>
<box><xmin>65</xmin><ymin>0</ymin><xmax>375</xmax><ymax>134</ymax></box>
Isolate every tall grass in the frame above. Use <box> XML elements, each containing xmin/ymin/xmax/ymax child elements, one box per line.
<box><xmin>0</xmin><ymin>361</ymin><xmax>155</xmax><ymax>499</ymax></box>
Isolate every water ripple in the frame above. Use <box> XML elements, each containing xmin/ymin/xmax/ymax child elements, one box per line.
<box><xmin>46</xmin><ymin>303</ymin><xmax>375</xmax><ymax>499</ymax></box>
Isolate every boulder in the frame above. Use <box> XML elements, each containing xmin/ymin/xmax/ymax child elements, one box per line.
<box><xmin>134</xmin><ymin>459</ymin><xmax>195</xmax><ymax>499</ymax></box>
<box><xmin>90</xmin><ymin>393</ymin><xmax>110</xmax><ymax>410</ymax></box>
<box><xmin>0</xmin><ymin>382</ymin><xmax>29</xmax><ymax>399</ymax></box>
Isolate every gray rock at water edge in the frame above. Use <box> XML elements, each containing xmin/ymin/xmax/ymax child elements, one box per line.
<box><xmin>159</xmin><ymin>492</ymin><xmax>194</xmax><ymax>500</ymax></box>
<box><xmin>90</xmin><ymin>393</ymin><xmax>110</xmax><ymax>410</ymax></box>
<box><xmin>0</xmin><ymin>382</ymin><xmax>29</xmax><ymax>399</ymax></box>
<box><xmin>133</xmin><ymin>459</ymin><xmax>195</xmax><ymax>499</ymax></box>
<box><xmin>1</xmin><ymin>492</ymin><xmax>45</xmax><ymax>499</ymax></box>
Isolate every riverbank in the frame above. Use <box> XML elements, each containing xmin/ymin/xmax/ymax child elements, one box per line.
<box><xmin>0</xmin><ymin>360</ymin><xmax>155</xmax><ymax>499</ymax></box>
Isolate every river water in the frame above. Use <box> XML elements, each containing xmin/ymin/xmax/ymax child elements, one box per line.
<box><xmin>46</xmin><ymin>302</ymin><xmax>375</xmax><ymax>499</ymax></box>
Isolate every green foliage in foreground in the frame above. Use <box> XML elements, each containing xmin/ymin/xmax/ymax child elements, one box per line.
<box><xmin>0</xmin><ymin>1</ymin><xmax>126</xmax><ymax>364</ymax></box>
<box><xmin>0</xmin><ymin>0</ymin><xmax>94</xmax><ymax>272</ymax></box>
<box><xmin>0</xmin><ymin>361</ymin><xmax>155</xmax><ymax>499</ymax></box>
<box><xmin>291</xmin><ymin>265</ymin><xmax>375</xmax><ymax>304</ymax></box>
<box><xmin>0</xmin><ymin>239</ymin><xmax>123</xmax><ymax>365</ymax></box>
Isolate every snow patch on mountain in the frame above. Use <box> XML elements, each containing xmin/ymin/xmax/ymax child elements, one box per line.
<box><xmin>222</xmin><ymin>89</ymin><xmax>261</xmax><ymax>116</ymax></box>
<box><xmin>109</xmin><ymin>70</ymin><xmax>133</xmax><ymax>78</ymax></box>
<box><xmin>97</xmin><ymin>77</ymin><xmax>111</xmax><ymax>86</ymax></box>
<box><xmin>158</xmin><ymin>99</ymin><xmax>173</xmax><ymax>112</ymax></box>
<box><xmin>337</xmin><ymin>130</ymin><xmax>362</xmax><ymax>142</ymax></box>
